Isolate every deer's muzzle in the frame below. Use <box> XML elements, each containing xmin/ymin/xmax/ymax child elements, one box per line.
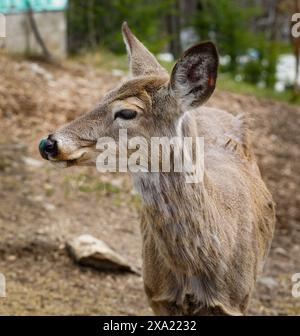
<box><xmin>39</xmin><ymin>136</ymin><xmax>58</xmax><ymax>160</ymax></box>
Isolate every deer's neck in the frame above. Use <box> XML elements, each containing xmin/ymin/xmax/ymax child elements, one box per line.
<box><xmin>132</xmin><ymin>114</ymin><xmax>219</xmax><ymax>275</ymax></box>
<box><xmin>133</xmin><ymin>113</ymin><xmax>204</xmax><ymax>211</ymax></box>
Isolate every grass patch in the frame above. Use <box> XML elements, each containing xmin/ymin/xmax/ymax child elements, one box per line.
<box><xmin>63</xmin><ymin>174</ymin><xmax>121</xmax><ymax>197</ymax></box>
<box><xmin>62</xmin><ymin>172</ymin><xmax>141</xmax><ymax>209</ymax></box>
<box><xmin>78</xmin><ymin>182</ymin><xmax>120</xmax><ymax>194</ymax></box>
<box><xmin>217</xmin><ymin>73</ymin><xmax>300</xmax><ymax>105</ymax></box>
<box><xmin>45</xmin><ymin>185</ymin><xmax>55</xmax><ymax>197</ymax></box>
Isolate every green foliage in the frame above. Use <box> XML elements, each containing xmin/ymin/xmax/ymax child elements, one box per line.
<box><xmin>193</xmin><ymin>0</ymin><xmax>261</xmax><ymax>72</ymax></box>
<box><xmin>264</xmin><ymin>43</ymin><xmax>278</xmax><ymax>88</ymax></box>
<box><xmin>67</xmin><ymin>0</ymin><xmax>290</xmax><ymax>93</ymax></box>
<box><xmin>243</xmin><ymin>60</ymin><xmax>263</xmax><ymax>85</ymax></box>
<box><xmin>68</xmin><ymin>0</ymin><xmax>173</xmax><ymax>54</ymax></box>
<box><xmin>192</xmin><ymin>0</ymin><xmax>280</xmax><ymax>88</ymax></box>
<box><xmin>240</xmin><ymin>39</ymin><xmax>279</xmax><ymax>88</ymax></box>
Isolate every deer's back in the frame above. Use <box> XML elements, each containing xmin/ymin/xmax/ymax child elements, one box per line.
<box><xmin>192</xmin><ymin>106</ymin><xmax>275</xmax><ymax>262</ymax></box>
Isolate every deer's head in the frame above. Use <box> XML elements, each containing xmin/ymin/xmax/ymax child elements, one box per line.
<box><xmin>39</xmin><ymin>23</ymin><xmax>218</xmax><ymax>167</ymax></box>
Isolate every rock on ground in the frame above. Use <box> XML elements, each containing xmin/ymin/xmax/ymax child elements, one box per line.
<box><xmin>67</xmin><ymin>235</ymin><xmax>139</xmax><ymax>275</ymax></box>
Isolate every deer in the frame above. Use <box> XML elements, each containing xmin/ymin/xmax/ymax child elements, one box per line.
<box><xmin>39</xmin><ymin>23</ymin><xmax>275</xmax><ymax>315</ymax></box>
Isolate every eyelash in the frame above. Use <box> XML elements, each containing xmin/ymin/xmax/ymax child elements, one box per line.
<box><xmin>114</xmin><ymin>109</ymin><xmax>138</xmax><ymax>120</ymax></box>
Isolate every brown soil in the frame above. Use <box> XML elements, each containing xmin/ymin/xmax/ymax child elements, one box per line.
<box><xmin>0</xmin><ymin>53</ymin><xmax>299</xmax><ymax>315</ymax></box>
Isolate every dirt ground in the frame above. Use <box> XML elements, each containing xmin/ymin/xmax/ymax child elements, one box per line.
<box><xmin>0</xmin><ymin>53</ymin><xmax>299</xmax><ymax>315</ymax></box>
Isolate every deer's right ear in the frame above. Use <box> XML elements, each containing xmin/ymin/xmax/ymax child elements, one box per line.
<box><xmin>122</xmin><ymin>22</ymin><xmax>168</xmax><ymax>77</ymax></box>
<box><xmin>169</xmin><ymin>42</ymin><xmax>218</xmax><ymax>110</ymax></box>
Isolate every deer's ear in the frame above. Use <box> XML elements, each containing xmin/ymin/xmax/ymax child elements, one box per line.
<box><xmin>169</xmin><ymin>42</ymin><xmax>218</xmax><ymax>109</ymax></box>
<box><xmin>122</xmin><ymin>22</ymin><xmax>168</xmax><ymax>77</ymax></box>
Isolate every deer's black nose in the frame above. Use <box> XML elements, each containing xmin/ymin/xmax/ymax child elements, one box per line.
<box><xmin>39</xmin><ymin>136</ymin><xmax>58</xmax><ymax>160</ymax></box>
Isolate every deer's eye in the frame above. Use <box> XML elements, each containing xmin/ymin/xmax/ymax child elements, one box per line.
<box><xmin>114</xmin><ymin>109</ymin><xmax>137</xmax><ymax>120</ymax></box>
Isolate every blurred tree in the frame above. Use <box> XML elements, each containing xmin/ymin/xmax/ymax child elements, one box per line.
<box><xmin>67</xmin><ymin>0</ymin><xmax>173</xmax><ymax>54</ymax></box>
<box><xmin>66</xmin><ymin>0</ymin><xmax>296</xmax><ymax>93</ymax></box>
<box><xmin>26</xmin><ymin>0</ymin><xmax>54</xmax><ymax>62</ymax></box>
<box><xmin>166</xmin><ymin>0</ymin><xmax>182</xmax><ymax>58</ymax></box>
<box><xmin>193</xmin><ymin>0</ymin><xmax>261</xmax><ymax>72</ymax></box>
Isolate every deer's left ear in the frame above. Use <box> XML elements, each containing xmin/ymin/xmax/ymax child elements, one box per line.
<box><xmin>169</xmin><ymin>42</ymin><xmax>218</xmax><ymax>109</ymax></box>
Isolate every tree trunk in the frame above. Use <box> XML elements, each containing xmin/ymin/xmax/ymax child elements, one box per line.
<box><xmin>166</xmin><ymin>0</ymin><xmax>182</xmax><ymax>59</ymax></box>
<box><xmin>26</xmin><ymin>0</ymin><xmax>54</xmax><ymax>62</ymax></box>
<box><xmin>87</xmin><ymin>0</ymin><xmax>96</xmax><ymax>48</ymax></box>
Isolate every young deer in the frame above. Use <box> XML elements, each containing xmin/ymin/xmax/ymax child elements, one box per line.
<box><xmin>39</xmin><ymin>23</ymin><xmax>275</xmax><ymax>315</ymax></box>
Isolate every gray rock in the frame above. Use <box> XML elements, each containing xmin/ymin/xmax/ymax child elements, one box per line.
<box><xmin>42</xmin><ymin>203</ymin><xmax>56</xmax><ymax>211</ymax></box>
<box><xmin>112</xmin><ymin>69</ymin><xmax>125</xmax><ymax>77</ymax></box>
<box><xmin>273</xmin><ymin>247</ymin><xmax>288</xmax><ymax>257</ymax></box>
<box><xmin>29</xmin><ymin>63</ymin><xmax>54</xmax><ymax>82</ymax></box>
<box><xmin>258</xmin><ymin>277</ymin><xmax>278</xmax><ymax>290</ymax></box>
<box><xmin>66</xmin><ymin>235</ymin><xmax>139</xmax><ymax>275</ymax></box>
<box><xmin>22</xmin><ymin>156</ymin><xmax>44</xmax><ymax>168</ymax></box>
